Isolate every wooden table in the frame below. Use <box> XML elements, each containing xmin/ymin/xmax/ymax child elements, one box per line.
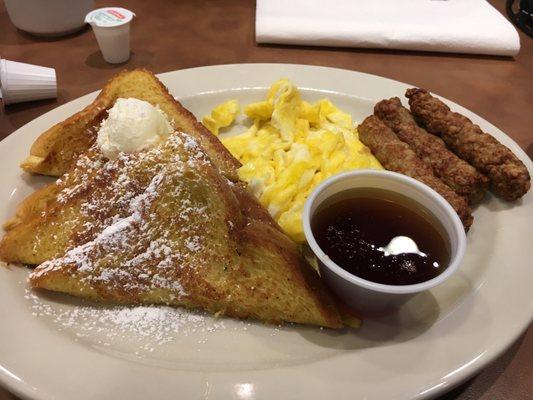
<box><xmin>0</xmin><ymin>0</ymin><xmax>531</xmax><ymax>399</ymax></box>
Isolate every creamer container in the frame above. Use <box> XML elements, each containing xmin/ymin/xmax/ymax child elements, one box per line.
<box><xmin>85</xmin><ymin>7</ymin><xmax>135</xmax><ymax>64</ymax></box>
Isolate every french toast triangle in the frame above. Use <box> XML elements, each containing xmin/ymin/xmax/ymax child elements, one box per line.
<box><xmin>6</xmin><ymin>131</ymin><xmax>342</xmax><ymax>328</ymax></box>
<box><xmin>20</xmin><ymin>68</ymin><xmax>240</xmax><ymax>180</ymax></box>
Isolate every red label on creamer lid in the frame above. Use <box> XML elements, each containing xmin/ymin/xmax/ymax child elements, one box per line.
<box><xmin>107</xmin><ymin>9</ymin><xmax>125</xmax><ymax>19</ymax></box>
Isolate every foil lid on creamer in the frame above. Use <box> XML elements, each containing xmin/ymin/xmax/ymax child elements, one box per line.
<box><xmin>85</xmin><ymin>7</ymin><xmax>135</xmax><ymax>27</ymax></box>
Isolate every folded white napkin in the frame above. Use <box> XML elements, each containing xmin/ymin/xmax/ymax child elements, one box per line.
<box><xmin>256</xmin><ymin>0</ymin><xmax>520</xmax><ymax>56</ymax></box>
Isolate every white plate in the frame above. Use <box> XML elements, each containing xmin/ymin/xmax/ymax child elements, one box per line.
<box><xmin>0</xmin><ymin>64</ymin><xmax>531</xmax><ymax>400</ymax></box>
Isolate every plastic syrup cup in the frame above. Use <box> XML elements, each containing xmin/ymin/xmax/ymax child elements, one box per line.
<box><xmin>0</xmin><ymin>58</ymin><xmax>57</xmax><ymax>105</ymax></box>
<box><xmin>303</xmin><ymin>170</ymin><xmax>466</xmax><ymax>317</ymax></box>
<box><xmin>85</xmin><ymin>8</ymin><xmax>135</xmax><ymax>64</ymax></box>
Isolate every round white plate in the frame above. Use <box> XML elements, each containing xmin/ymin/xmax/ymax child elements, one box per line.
<box><xmin>0</xmin><ymin>64</ymin><xmax>531</xmax><ymax>400</ymax></box>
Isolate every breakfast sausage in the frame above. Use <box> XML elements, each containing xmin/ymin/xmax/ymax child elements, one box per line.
<box><xmin>406</xmin><ymin>88</ymin><xmax>530</xmax><ymax>202</ymax></box>
<box><xmin>374</xmin><ymin>97</ymin><xmax>489</xmax><ymax>204</ymax></box>
<box><xmin>358</xmin><ymin>116</ymin><xmax>473</xmax><ymax>230</ymax></box>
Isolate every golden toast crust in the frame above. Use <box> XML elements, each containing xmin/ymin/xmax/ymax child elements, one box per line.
<box><xmin>10</xmin><ymin>69</ymin><xmax>243</xmax><ymax>232</ymax></box>
<box><xmin>2</xmin><ymin>70</ymin><xmax>342</xmax><ymax>328</ymax></box>
<box><xmin>18</xmin><ymin>132</ymin><xmax>341</xmax><ymax>328</ymax></box>
<box><xmin>21</xmin><ymin>69</ymin><xmax>241</xmax><ymax>180</ymax></box>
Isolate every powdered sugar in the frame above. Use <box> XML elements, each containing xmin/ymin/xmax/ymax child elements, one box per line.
<box><xmin>184</xmin><ymin>236</ymin><xmax>202</xmax><ymax>252</ymax></box>
<box><xmin>25</xmin><ymin>290</ymin><xmax>227</xmax><ymax>354</ymax></box>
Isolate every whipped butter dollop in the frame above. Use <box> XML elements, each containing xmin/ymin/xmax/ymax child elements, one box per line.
<box><xmin>378</xmin><ymin>236</ymin><xmax>427</xmax><ymax>257</ymax></box>
<box><xmin>97</xmin><ymin>98</ymin><xmax>174</xmax><ymax>159</ymax></box>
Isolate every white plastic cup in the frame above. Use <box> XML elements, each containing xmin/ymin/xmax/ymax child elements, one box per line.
<box><xmin>303</xmin><ymin>170</ymin><xmax>466</xmax><ymax>317</ymax></box>
<box><xmin>85</xmin><ymin>8</ymin><xmax>135</xmax><ymax>64</ymax></box>
<box><xmin>0</xmin><ymin>58</ymin><xmax>57</xmax><ymax>105</ymax></box>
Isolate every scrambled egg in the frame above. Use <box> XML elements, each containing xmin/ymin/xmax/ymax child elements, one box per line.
<box><xmin>202</xmin><ymin>99</ymin><xmax>239</xmax><ymax>135</ymax></box>
<box><xmin>203</xmin><ymin>79</ymin><xmax>383</xmax><ymax>243</ymax></box>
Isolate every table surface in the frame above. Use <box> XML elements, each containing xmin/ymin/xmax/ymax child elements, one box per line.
<box><xmin>0</xmin><ymin>0</ymin><xmax>531</xmax><ymax>399</ymax></box>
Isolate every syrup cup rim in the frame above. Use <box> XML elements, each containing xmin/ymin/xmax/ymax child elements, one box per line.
<box><xmin>303</xmin><ymin>170</ymin><xmax>467</xmax><ymax>295</ymax></box>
